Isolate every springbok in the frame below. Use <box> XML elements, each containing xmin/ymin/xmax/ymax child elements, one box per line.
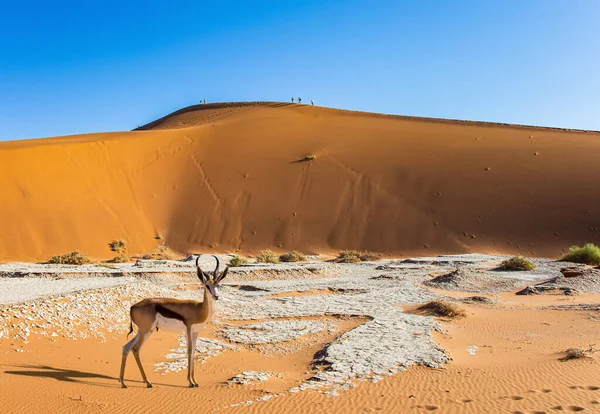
<box><xmin>119</xmin><ymin>255</ymin><xmax>229</xmax><ymax>388</ymax></box>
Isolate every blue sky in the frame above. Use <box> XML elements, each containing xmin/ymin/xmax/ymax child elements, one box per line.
<box><xmin>1</xmin><ymin>0</ymin><xmax>598</xmax><ymax>140</ymax></box>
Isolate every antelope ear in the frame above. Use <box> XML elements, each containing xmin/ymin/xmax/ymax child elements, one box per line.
<box><xmin>196</xmin><ymin>266</ymin><xmax>209</xmax><ymax>284</ymax></box>
<box><xmin>217</xmin><ymin>266</ymin><xmax>230</xmax><ymax>283</ymax></box>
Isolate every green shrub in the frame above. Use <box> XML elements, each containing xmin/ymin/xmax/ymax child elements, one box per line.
<box><xmin>229</xmin><ymin>255</ymin><xmax>249</xmax><ymax>267</ymax></box>
<box><xmin>303</xmin><ymin>154</ymin><xmax>316</xmax><ymax>161</ymax></box>
<box><xmin>256</xmin><ymin>249</ymin><xmax>279</xmax><ymax>264</ymax></box>
<box><xmin>562</xmin><ymin>243</ymin><xmax>600</xmax><ymax>265</ymax></box>
<box><xmin>108</xmin><ymin>239</ymin><xmax>127</xmax><ymax>253</ymax></box>
<box><xmin>47</xmin><ymin>251</ymin><xmax>90</xmax><ymax>265</ymax></box>
<box><xmin>279</xmin><ymin>251</ymin><xmax>306</xmax><ymax>262</ymax></box>
<box><xmin>499</xmin><ymin>256</ymin><xmax>536</xmax><ymax>271</ymax></box>
<box><xmin>336</xmin><ymin>250</ymin><xmax>382</xmax><ymax>263</ymax></box>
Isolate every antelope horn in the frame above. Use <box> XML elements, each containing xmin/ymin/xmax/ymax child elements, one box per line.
<box><xmin>212</xmin><ymin>255</ymin><xmax>220</xmax><ymax>280</ymax></box>
<box><xmin>195</xmin><ymin>255</ymin><xmax>208</xmax><ymax>283</ymax></box>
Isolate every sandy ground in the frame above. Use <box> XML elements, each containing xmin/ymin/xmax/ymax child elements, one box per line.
<box><xmin>1</xmin><ymin>102</ymin><xmax>600</xmax><ymax>261</ymax></box>
<box><xmin>2</xmin><ymin>255</ymin><xmax>600</xmax><ymax>412</ymax></box>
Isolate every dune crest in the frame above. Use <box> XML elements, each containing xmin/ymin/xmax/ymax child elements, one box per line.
<box><xmin>1</xmin><ymin>102</ymin><xmax>599</xmax><ymax>261</ymax></box>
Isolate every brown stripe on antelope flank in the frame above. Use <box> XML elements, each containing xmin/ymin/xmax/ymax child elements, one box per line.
<box><xmin>156</xmin><ymin>304</ymin><xmax>186</xmax><ymax>322</ymax></box>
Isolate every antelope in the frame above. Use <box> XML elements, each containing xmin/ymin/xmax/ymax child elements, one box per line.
<box><xmin>119</xmin><ymin>255</ymin><xmax>229</xmax><ymax>388</ymax></box>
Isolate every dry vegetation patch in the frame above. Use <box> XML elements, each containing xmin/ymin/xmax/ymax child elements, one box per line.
<box><xmin>413</xmin><ymin>300</ymin><xmax>467</xmax><ymax>319</ymax></box>
<box><xmin>256</xmin><ymin>250</ymin><xmax>279</xmax><ymax>264</ymax></box>
<box><xmin>559</xmin><ymin>345</ymin><xmax>597</xmax><ymax>362</ymax></box>
<box><xmin>229</xmin><ymin>255</ymin><xmax>249</xmax><ymax>267</ymax></box>
<box><xmin>562</xmin><ymin>243</ymin><xmax>600</xmax><ymax>266</ymax></box>
<box><xmin>498</xmin><ymin>256</ymin><xmax>536</xmax><ymax>271</ymax></box>
<box><xmin>336</xmin><ymin>250</ymin><xmax>382</xmax><ymax>263</ymax></box>
<box><xmin>47</xmin><ymin>251</ymin><xmax>90</xmax><ymax>265</ymax></box>
<box><xmin>279</xmin><ymin>251</ymin><xmax>306</xmax><ymax>262</ymax></box>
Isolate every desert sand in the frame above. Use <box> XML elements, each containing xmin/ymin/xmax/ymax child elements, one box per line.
<box><xmin>1</xmin><ymin>255</ymin><xmax>600</xmax><ymax>413</ymax></box>
<box><xmin>1</xmin><ymin>102</ymin><xmax>600</xmax><ymax>262</ymax></box>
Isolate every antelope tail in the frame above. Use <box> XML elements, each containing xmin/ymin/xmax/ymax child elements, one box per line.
<box><xmin>127</xmin><ymin>318</ymin><xmax>133</xmax><ymax>338</ymax></box>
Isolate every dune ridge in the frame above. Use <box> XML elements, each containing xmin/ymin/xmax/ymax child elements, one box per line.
<box><xmin>1</xmin><ymin>102</ymin><xmax>599</xmax><ymax>261</ymax></box>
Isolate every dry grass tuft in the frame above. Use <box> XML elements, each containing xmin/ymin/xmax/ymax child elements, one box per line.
<box><xmin>559</xmin><ymin>345</ymin><xmax>597</xmax><ymax>361</ymax></box>
<box><xmin>359</xmin><ymin>250</ymin><xmax>383</xmax><ymax>261</ymax></box>
<box><xmin>336</xmin><ymin>250</ymin><xmax>382</xmax><ymax>263</ymax></box>
<box><xmin>414</xmin><ymin>300</ymin><xmax>467</xmax><ymax>319</ymax></box>
<box><xmin>108</xmin><ymin>239</ymin><xmax>127</xmax><ymax>253</ymax></box>
<box><xmin>256</xmin><ymin>249</ymin><xmax>279</xmax><ymax>264</ymax></box>
<box><xmin>499</xmin><ymin>256</ymin><xmax>536</xmax><ymax>271</ymax></box>
<box><xmin>337</xmin><ymin>250</ymin><xmax>362</xmax><ymax>263</ymax></box>
<box><xmin>279</xmin><ymin>251</ymin><xmax>306</xmax><ymax>262</ymax></box>
<box><xmin>47</xmin><ymin>251</ymin><xmax>90</xmax><ymax>265</ymax></box>
<box><xmin>229</xmin><ymin>255</ymin><xmax>249</xmax><ymax>267</ymax></box>
<box><xmin>109</xmin><ymin>254</ymin><xmax>129</xmax><ymax>263</ymax></box>
<box><xmin>562</xmin><ymin>243</ymin><xmax>600</xmax><ymax>266</ymax></box>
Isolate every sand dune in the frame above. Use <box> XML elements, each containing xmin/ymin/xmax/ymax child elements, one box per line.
<box><xmin>1</xmin><ymin>102</ymin><xmax>599</xmax><ymax>261</ymax></box>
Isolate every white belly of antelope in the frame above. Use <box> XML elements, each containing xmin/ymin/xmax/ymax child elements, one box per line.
<box><xmin>154</xmin><ymin>314</ymin><xmax>206</xmax><ymax>333</ymax></box>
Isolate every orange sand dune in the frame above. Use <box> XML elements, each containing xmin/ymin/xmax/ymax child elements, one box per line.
<box><xmin>1</xmin><ymin>102</ymin><xmax>599</xmax><ymax>261</ymax></box>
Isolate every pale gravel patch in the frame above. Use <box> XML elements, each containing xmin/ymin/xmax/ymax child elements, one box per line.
<box><xmin>221</xmin><ymin>320</ymin><xmax>333</xmax><ymax>344</ymax></box>
<box><xmin>0</xmin><ymin>277</ymin><xmax>135</xmax><ymax>305</ymax></box>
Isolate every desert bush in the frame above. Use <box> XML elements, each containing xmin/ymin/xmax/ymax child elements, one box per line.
<box><xmin>109</xmin><ymin>254</ymin><xmax>129</xmax><ymax>263</ymax></box>
<box><xmin>414</xmin><ymin>300</ymin><xmax>467</xmax><ymax>319</ymax></box>
<box><xmin>336</xmin><ymin>250</ymin><xmax>382</xmax><ymax>263</ymax></box>
<box><xmin>559</xmin><ymin>345</ymin><xmax>597</xmax><ymax>361</ymax></box>
<box><xmin>303</xmin><ymin>154</ymin><xmax>316</xmax><ymax>161</ymax></box>
<box><xmin>229</xmin><ymin>255</ymin><xmax>249</xmax><ymax>267</ymax></box>
<box><xmin>499</xmin><ymin>256</ymin><xmax>536</xmax><ymax>271</ymax></box>
<box><xmin>562</xmin><ymin>243</ymin><xmax>600</xmax><ymax>265</ymax></box>
<box><xmin>47</xmin><ymin>251</ymin><xmax>90</xmax><ymax>265</ymax></box>
<box><xmin>256</xmin><ymin>249</ymin><xmax>279</xmax><ymax>264</ymax></box>
<box><xmin>337</xmin><ymin>250</ymin><xmax>362</xmax><ymax>263</ymax></box>
<box><xmin>108</xmin><ymin>239</ymin><xmax>127</xmax><ymax>253</ymax></box>
<box><xmin>279</xmin><ymin>251</ymin><xmax>306</xmax><ymax>262</ymax></box>
<box><xmin>359</xmin><ymin>251</ymin><xmax>383</xmax><ymax>261</ymax></box>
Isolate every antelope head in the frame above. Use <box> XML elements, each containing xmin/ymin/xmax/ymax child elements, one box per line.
<box><xmin>195</xmin><ymin>255</ymin><xmax>229</xmax><ymax>300</ymax></box>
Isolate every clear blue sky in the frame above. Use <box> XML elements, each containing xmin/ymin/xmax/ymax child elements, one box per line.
<box><xmin>1</xmin><ymin>0</ymin><xmax>599</xmax><ymax>140</ymax></box>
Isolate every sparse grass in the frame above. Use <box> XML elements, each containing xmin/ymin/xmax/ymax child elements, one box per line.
<box><xmin>336</xmin><ymin>250</ymin><xmax>382</xmax><ymax>263</ymax></box>
<box><xmin>414</xmin><ymin>300</ymin><xmax>467</xmax><ymax>319</ymax></box>
<box><xmin>140</xmin><ymin>245</ymin><xmax>178</xmax><ymax>260</ymax></box>
<box><xmin>559</xmin><ymin>345</ymin><xmax>597</xmax><ymax>361</ymax></box>
<box><xmin>562</xmin><ymin>243</ymin><xmax>600</xmax><ymax>266</ymax></box>
<box><xmin>303</xmin><ymin>154</ymin><xmax>316</xmax><ymax>161</ymax></box>
<box><xmin>109</xmin><ymin>254</ymin><xmax>129</xmax><ymax>263</ymax></box>
<box><xmin>359</xmin><ymin>251</ymin><xmax>383</xmax><ymax>261</ymax></box>
<box><xmin>108</xmin><ymin>239</ymin><xmax>127</xmax><ymax>253</ymax></box>
<box><xmin>279</xmin><ymin>251</ymin><xmax>306</xmax><ymax>262</ymax></box>
<box><xmin>499</xmin><ymin>256</ymin><xmax>536</xmax><ymax>271</ymax></box>
<box><xmin>229</xmin><ymin>255</ymin><xmax>249</xmax><ymax>267</ymax></box>
<box><xmin>256</xmin><ymin>249</ymin><xmax>279</xmax><ymax>264</ymax></box>
<box><xmin>47</xmin><ymin>251</ymin><xmax>90</xmax><ymax>265</ymax></box>
<box><xmin>337</xmin><ymin>250</ymin><xmax>362</xmax><ymax>263</ymax></box>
